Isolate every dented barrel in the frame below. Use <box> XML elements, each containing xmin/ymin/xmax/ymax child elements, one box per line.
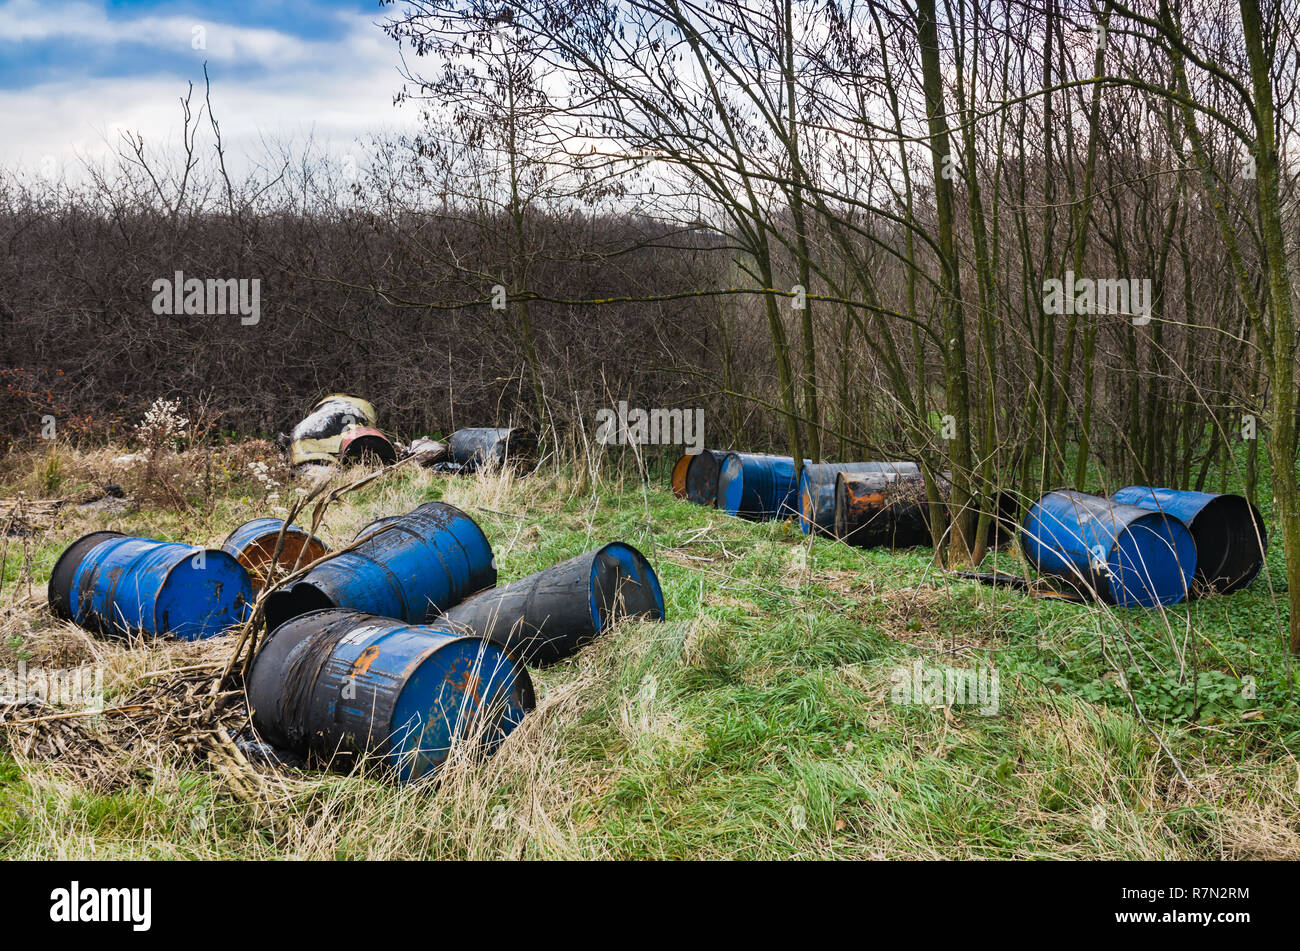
<box><xmin>717</xmin><ymin>453</ymin><xmax>806</xmax><ymax>520</ymax></box>
<box><xmin>834</xmin><ymin>471</ymin><xmax>943</xmax><ymax>548</ymax></box>
<box><xmin>1111</xmin><ymin>486</ymin><xmax>1266</xmax><ymax>595</ymax></box>
<box><xmin>248</xmin><ymin>609</ymin><xmax>534</xmax><ymax>782</ymax></box>
<box><xmin>798</xmin><ymin>462</ymin><xmax>921</xmax><ymax>535</ymax></box>
<box><xmin>1021</xmin><ymin>490</ymin><xmax>1196</xmax><ymax>607</ymax></box>
<box><xmin>440</xmin><ymin>543</ymin><xmax>666</xmax><ymax>666</ymax></box>
<box><xmin>684</xmin><ymin>449</ymin><xmax>729</xmax><ymax>506</ymax></box>
<box><xmin>48</xmin><ymin>532</ymin><xmax>252</xmax><ymax>640</ymax></box>
<box><xmin>221</xmin><ymin>518</ymin><xmax>330</xmax><ymax>594</ymax></box>
<box><xmin>263</xmin><ymin>501</ymin><xmax>495</xmax><ymax>631</ymax></box>
<box><xmin>447</xmin><ymin>427</ymin><xmax>533</xmax><ymax>470</ymax></box>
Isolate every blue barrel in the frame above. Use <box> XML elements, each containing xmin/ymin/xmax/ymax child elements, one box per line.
<box><xmin>1020</xmin><ymin>490</ymin><xmax>1196</xmax><ymax>607</ymax></box>
<box><xmin>717</xmin><ymin>452</ymin><xmax>808</xmax><ymax>520</ymax></box>
<box><xmin>221</xmin><ymin>518</ymin><xmax>329</xmax><ymax>593</ymax></box>
<box><xmin>248</xmin><ymin>609</ymin><xmax>534</xmax><ymax>782</ymax></box>
<box><xmin>441</xmin><ymin>542</ymin><xmax>666</xmax><ymax>666</ymax></box>
<box><xmin>48</xmin><ymin>532</ymin><xmax>252</xmax><ymax>639</ymax></box>
<box><xmin>1111</xmin><ymin>486</ymin><xmax>1266</xmax><ymax>595</ymax></box>
<box><xmin>264</xmin><ymin>501</ymin><xmax>496</xmax><ymax>630</ymax></box>
<box><xmin>797</xmin><ymin>461</ymin><xmax>921</xmax><ymax>535</ymax></box>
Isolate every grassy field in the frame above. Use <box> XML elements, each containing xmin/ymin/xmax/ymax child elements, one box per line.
<box><xmin>0</xmin><ymin>442</ymin><xmax>1297</xmax><ymax>859</ymax></box>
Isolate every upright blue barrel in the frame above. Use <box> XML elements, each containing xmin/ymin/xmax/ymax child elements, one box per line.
<box><xmin>263</xmin><ymin>501</ymin><xmax>496</xmax><ymax>630</ymax></box>
<box><xmin>441</xmin><ymin>542</ymin><xmax>666</xmax><ymax>666</ymax></box>
<box><xmin>1111</xmin><ymin>486</ymin><xmax>1266</xmax><ymax>595</ymax></box>
<box><xmin>48</xmin><ymin>532</ymin><xmax>252</xmax><ymax>639</ymax></box>
<box><xmin>248</xmin><ymin>609</ymin><xmax>534</xmax><ymax>782</ymax></box>
<box><xmin>1020</xmin><ymin>490</ymin><xmax>1196</xmax><ymax>607</ymax></box>
<box><xmin>797</xmin><ymin>462</ymin><xmax>921</xmax><ymax>535</ymax></box>
<box><xmin>717</xmin><ymin>453</ymin><xmax>806</xmax><ymax>520</ymax></box>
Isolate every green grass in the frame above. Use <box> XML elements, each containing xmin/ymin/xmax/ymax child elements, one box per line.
<box><xmin>0</xmin><ymin>447</ymin><xmax>1297</xmax><ymax>859</ymax></box>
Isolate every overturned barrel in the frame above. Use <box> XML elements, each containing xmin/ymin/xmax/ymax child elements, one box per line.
<box><xmin>339</xmin><ymin>426</ymin><xmax>397</xmax><ymax>466</ymax></box>
<box><xmin>248</xmin><ymin>609</ymin><xmax>534</xmax><ymax>782</ymax></box>
<box><xmin>1021</xmin><ymin>490</ymin><xmax>1196</xmax><ymax>607</ymax></box>
<box><xmin>49</xmin><ymin>532</ymin><xmax>252</xmax><ymax>640</ymax></box>
<box><xmin>263</xmin><ymin>501</ymin><xmax>496</xmax><ymax>631</ymax></box>
<box><xmin>221</xmin><ymin>518</ymin><xmax>330</xmax><ymax>594</ymax></box>
<box><xmin>1111</xmin><ymin>486</ymin><xmax>1266</xmax><ymax>595</ymax></box>
<box><xmin>717</xmin><ymin>453</ymin><xmax>806</xmax><ymax>520</ymax></box>
<box><xmin>798</xmin><ymin>462</ymin><xmax>921</xmax><ymax>535</ymax></box>
<box><xmin>834</xmin><ymin>471</ymin><xmax>943</xmax><ymax>548</ymax></box>
<box><xmin>684</xmin><ymin>449</ymin><xmax>729</xmax><ymax>506</ymax></box>
<box><xmin>440</xmin><ymin>543</ymin><xmax>666</xmax><ymax>667</ymax></box>
<box><xmin>447</xmin><ymin>427</ymin><xmax>534</xmax><ymax>470</ymax></box>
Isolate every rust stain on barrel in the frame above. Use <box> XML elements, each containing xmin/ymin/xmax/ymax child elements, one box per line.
<box><xmin>350</xmin><ymin>644</ymin><xmax>382</xmax><ymax>676</ymax></box>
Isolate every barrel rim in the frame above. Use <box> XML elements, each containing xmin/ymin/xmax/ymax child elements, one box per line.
<box><xmin>588</xmin><ymin>541</ymin><xmax>667</xmax><ymax>629</ymax></box>
<box><xmin>339</xmin><ymin>425</ymin><xmax>397</xmax><ymax>464</ymax></box>
<box><xmin>684</xmin><ymin>448</ymin><xmax>727</xmax><ymax>506</ymax></box>
<box><xmin>1108</xmin><ymin>510</ymin><xmax>1197</xmax><ymax>607</ymax></box>
<box><xmin>797</xmin><ymin>467</ymin><xmax>815</xmax><ymax>534</ymax></box>
<box><xmin>48</xmin><ymin>530</ymin><xmax>126</xmax><ymax>621</ymax></box>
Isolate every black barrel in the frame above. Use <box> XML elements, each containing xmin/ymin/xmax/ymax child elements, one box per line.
<box><xmin>248</xmin><ymin>609</ymin><xmax>534</xmax><ymax>782</ymax></box>
<box><xmin>447</xmin><ymin>427</ymin><xmax>534</xmax><ymax>470</ymax></box>
<box><xmin>683</xmin><ymin>449</ymin><xmax>729</xmax><ymax>506</ymax></box>
<box><xmin>834</xmin><ymin>471</ymin><xmax>945</xmax><ymax>548</ymax></box>
<box><xmin>439</xmin><ymin>543</ymin><xmax>666</xmax><ymax>666</ymax></box>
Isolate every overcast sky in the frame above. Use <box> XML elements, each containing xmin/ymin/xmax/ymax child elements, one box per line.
<box><xmin>0</xmin><ymin>0</ymin><xmax>418</xmax><ymax>176</ymax></box>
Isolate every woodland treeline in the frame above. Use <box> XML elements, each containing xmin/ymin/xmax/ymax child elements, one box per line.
<box><xmin>2</xmin><ymin>0</ymin><xmax>1299</xmax><ymax>644</ymax></box>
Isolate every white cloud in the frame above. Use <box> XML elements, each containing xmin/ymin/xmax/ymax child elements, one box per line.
<box><xmin>0</xmin><ymin>1</ymin><xmax>420</xmax><ymax>176</ymax></box>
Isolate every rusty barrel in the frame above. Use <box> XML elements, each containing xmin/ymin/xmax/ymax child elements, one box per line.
<box><xmin>221</xmin><ymin>518</ymin><xmax>330</xmax><ymax>594</ymax></box>
<box><xmin>447</xmin><ymin>427</ymin><xmax>534</xmax><ymax>470</ymax></box>
<box><xmin>263</xmin><ymin>501</ymin><xmax>496</xmax><ymax>631</ymax></box>
<box><xmin>248</xmin><ymin>609</ymin><xmax>534</xmax><ymax>782</ymax></box>
<box><xmin>1110</xmin><ymin>486</ymin><xmax>1266</xmax><ymax>595</ymax></box>
<box><xmin>1021</xmin><ymin>489</ymin><xmax>1196</xmax><ymax>607</ymax></box>
<box><xmin>833</xmin><ymin>471</ymin><xmax>943</xmax><ymax>548</ymax></box>
<box><xmin>440</xmin><ymin>543</ymin><xmax>666</xmax><ymax>666</ymax></box>
<box><xmin>670</xmin><ymin>453</ymin><xmax>692</xmax><ymax>498</ymax></box>
<box><xmin>339</xmin><ymin>426</ymin><xmax>397</xmax><ymax>465</ymax></box>
<box><xmin>797</xmin><ymin>462</ymin><xmax>920</xmax><ymax>535</ymax></box>
<box><xmin>48</xmin><ymin>532</ymin><xmax>252</xmax><ymax>640</ymax></box>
